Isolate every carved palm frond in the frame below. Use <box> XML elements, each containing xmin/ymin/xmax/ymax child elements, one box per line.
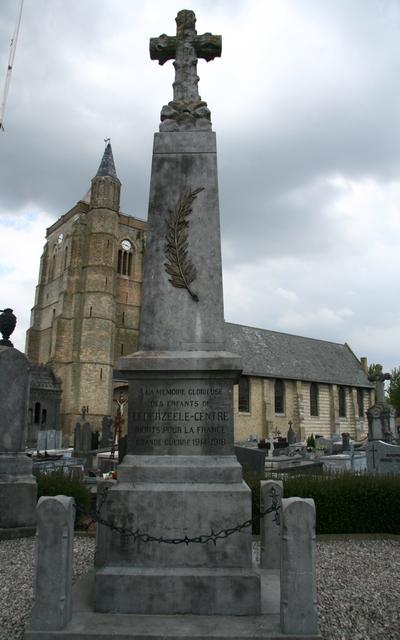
<box><xmin>164</xmin><ymin>187</ymin><xmax>204</xmax><ymax>302</ymax></box>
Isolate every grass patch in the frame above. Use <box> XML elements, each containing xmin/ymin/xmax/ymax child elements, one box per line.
<box><xmin>34</xmin><ymin>470</ymin><xmax>92</xmax><ymax>529</ymax></box>
<box><xmin>244</xmin><ymin>471</ymin><xmax>400</xmax><ymax>535</ymax></box>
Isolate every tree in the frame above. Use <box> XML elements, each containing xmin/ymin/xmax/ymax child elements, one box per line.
<box><xmin>387</xmin><ymin>367</ymin><xmax>400</xmax><ymax>416</ymax></box>
<box><xmin>307</xmin><ymin>433</ymin><xmax>315</xmax><ymax>448</ymax></box>
<box><xmin>368</xmin><ymin>363</ymin><xmax>379</xmax><ymax>380</ymax></box>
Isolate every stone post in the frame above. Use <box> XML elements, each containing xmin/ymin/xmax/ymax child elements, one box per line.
<box><xmin>0</xmin><ymin>346</ymin><xmax>37</xmax><ymax>538</ymax></box>
<box><xmin>295</xmin><ymin>381</ymin><xmax>305</xmax><ymax>441</ymax></box>
<box><xmin>280</xmin><ymin>497</ymin><xmax>318</xmax><ymax>636</ymax></box>
<box><xmin>29</xmin><ymin>495</ymin><xmax>75</xmax><ymax>631</ymax></box>
<box><xmin>260</xmin><ymin>480</ymin><xmax>283</xmax><ymax>570</ymax></box>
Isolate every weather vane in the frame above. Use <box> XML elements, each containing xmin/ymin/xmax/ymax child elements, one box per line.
<box><xmin>104</xmin><ymin>137</ymin><xmax>110</xmax><ymax>146</ymax></box>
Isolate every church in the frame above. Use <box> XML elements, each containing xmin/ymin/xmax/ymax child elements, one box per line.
<box><xmin>25</xmin><ymin>143</ymin><xmax>374</xmax><ymax>445</ymax></box>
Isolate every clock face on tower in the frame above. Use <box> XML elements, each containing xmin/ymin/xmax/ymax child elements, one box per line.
<box><xmin>121</xmin><ymin>239</ymin><xmax>132</xmax><ymax>251</ymax></box>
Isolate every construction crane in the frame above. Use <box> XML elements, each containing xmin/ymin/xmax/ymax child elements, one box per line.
<box><xmin>0</xmin><ymin>0</ymin><xmax>24</xmax><ymax>132</ymax></box>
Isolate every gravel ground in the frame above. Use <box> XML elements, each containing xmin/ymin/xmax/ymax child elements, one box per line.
<box><xmin>0</xmin><ymin>536</ymin><xmax>399</xmax><ymax>640</ymax></box>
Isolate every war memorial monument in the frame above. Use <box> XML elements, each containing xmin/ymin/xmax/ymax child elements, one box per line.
<box><xmin>26</xmin><ymin>10</ymin><xmax>320</xmax><ymax>639</ymax></box>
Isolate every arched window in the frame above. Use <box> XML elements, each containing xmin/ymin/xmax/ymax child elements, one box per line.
<box><xmin>310</xmin><ymin>383</ymin><xmax>319</xmax><ymax>416</ymax></box>
<box><xmin>64</xmin><ymin>245</ymin><xmax>69</xmax><ymax>269</ymax></box>
<box><xmin>50</xmin><ymin>251</ymin><xmax>56</xmax><ymax>280</ymax></box>
<box><xmin>357</xmin><ymin>389</ymin><xmax>364</xmax><ymax>418</ymax></box>
<box><xmin>339</xmin><ymin>387</ymin><xmax>347</xmax><ymax>417</ymax></box>
<box><xmin>34</xmin><ymin>402</ymin><xmax>41</xmax><ymax>424</ymax></box>
<box><xmin>41</xmin><ymin>408</ymin><xmax>47</xmax><ymax>425</ymax></box>
<box><xmin>274</xmin><ymin>379</ymin><xmax>285</xmax><ymax>414</ymax></box>
<box><xmin>117</xmin><ymin>239</ymin><xmax>133</xmax><ymax>276</ymax></box>
<box><xmin>238</xmin><ymin>376</ymin><xmax>250</xmax><ymax>413</ymax></box>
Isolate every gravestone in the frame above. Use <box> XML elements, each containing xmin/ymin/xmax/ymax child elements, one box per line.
<box><xmin>101</xmin><ymin>416</ymin><xmax>113</xmax><ymax>447</ymax></box>
<box><xmin>0</xmin><ymin>346</ymin><xmax>37</xmax><ymax>538</ymax></box>
<box><xmin>91</xmin><ymin>430</ymin><xmax>100</xmax><ymax>450</ymax></box>
<box><xmin>82</xmin><ymin>422</ymin><xmax>92</xmax><ymax>452</ymax></box>
<box><xmin>29</xmin><ymin>496</ymin><xmax>75</xmax><ymax>631</ymax></box>
<box><xmin>367</xmin><ymin>365</ymin><xmax>396</xmax><ymax>442</ymax></box>
<box><xmin>73</xmin><ymin>422</ymin><xmax>82</xmax><ymax>453</ymax></box>
<box><xmin>235</xmin><ymin>444</ymin><xmax>266</xmax><ymax>477</ymax></box>
<box><xmin>36</xmin><ymin>429</ymin><xmax>62</xmax><ymax>451</ymax></box>
<box><xmin>36</xmin><ymin>430</ymin><xmax>47</xmax><ymax>452</ymax></box>
<box><xmin>287</xmin><ymin>423</ymin><xmax>296</xmax><ymax>444</ymax></box>
<box><xmin>342</xmin><ymin>432</ymin><xmax>350</xmax><ymax>452</ymax></box>
<box><xmin>366</xmin><ymin>439</ymin><xmax>400</xmax><ymax>474</ymax></box>
<box><xmin>46</xmin><ymin>429</ymin><xmax>57</xmax><ymax>450</ymax></box>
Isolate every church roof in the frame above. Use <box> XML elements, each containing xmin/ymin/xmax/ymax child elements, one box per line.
<box><xmin>95</xmin><ymin>142</ymin><xmax>119</xmax><ymax>180</ymax></box>
<box><xmin>225</xmin><ymin>322</ymin><xmax>374</xmax><ymax>388</ymax></box>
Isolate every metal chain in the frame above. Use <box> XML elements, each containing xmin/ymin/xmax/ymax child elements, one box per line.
<box><xmin>78</xmin><ymin>484</ymin><xmax>281</xmax><ymax>545</ymax></box>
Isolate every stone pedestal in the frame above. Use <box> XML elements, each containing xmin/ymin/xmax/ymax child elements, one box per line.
<box><xmin>0</xmin><ymin>347</ymin><xmax>37</xmax><ymax>538</ymax></box>
<box><xmin>95</xmin><ymin>353</ymin><xmax>261</xmax><ymax>615</ymax></box>
<box><xmin>367</xmin><ymin>403</ymin><xmax>396</xmax><ymax>442</ymax></box>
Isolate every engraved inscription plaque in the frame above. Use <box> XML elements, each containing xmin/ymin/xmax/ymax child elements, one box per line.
<box><xmin>128</xmin><ymin>378</ymin><xmax>234</xmax><ymax>455</ymax></box>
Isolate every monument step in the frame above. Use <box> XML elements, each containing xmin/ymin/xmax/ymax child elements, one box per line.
<box><xmin>95</xmin><ymin>566</ymin><xmax>261</xmax><ymax>615</ymax></box>
<box><xmin>25</xmin><ymin>571</ymin><xmax>321</xmax><ymax>639</ymax></box>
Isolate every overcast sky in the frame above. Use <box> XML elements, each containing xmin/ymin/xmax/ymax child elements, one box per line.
<box><xmin>0</xmin><ymin>0</ymin><xmax>399</xmax><ymax>371</ymax></box>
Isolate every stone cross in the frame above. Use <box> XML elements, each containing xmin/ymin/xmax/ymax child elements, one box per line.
<box><xmin>150</xmin><ymin>10</ymin><xmax>221</xmax><ymax>103</ymax></box>
<box><xmin>369</xmin><ymin>364</ymin><xmax>391</xmax><ymax>404</ymax></box>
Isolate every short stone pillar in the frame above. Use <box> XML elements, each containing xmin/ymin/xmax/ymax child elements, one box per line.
<box><xmin>260</xmin><ymin>480</ymin><xmax>283</xmax><ymax>570</ymax></box>
<box><xmin>29</xmin><ymin>496</ymin><xmax>75</xmax><ymax>631</ymax></box>
<box><xmin>0</xmin><ymin>346</ymin><xmax>37</xmax><ymax>538</ymax></box>
<box><xmin>287</xmin><ymin>424</ymin><xmax>296</xmax><ymax>444</ymax></box>
<box><xmin>280</xmin><ymin>497</ymin><xmax>318</xmax><ymax>636</ymax></box>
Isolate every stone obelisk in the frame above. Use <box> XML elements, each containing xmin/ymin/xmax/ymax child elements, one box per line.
<box><xmin>95</xmin><ymin>10</ymin><xmax>261</xmax><ymax>615</ymax></box>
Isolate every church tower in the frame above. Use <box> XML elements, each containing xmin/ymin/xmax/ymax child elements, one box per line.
<box><xmin>26</xmin><ymin>144</ymin><xmax>146</xmax><ymax>440</ymax></box>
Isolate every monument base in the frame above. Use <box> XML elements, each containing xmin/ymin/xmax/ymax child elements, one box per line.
<box><xmin>0</xmin><ymin>453</ymin><xmax>37</xmax><ymax>536</ymax></box>
<box><xmin>25</xmin><ymin>571</ymin><xmax>322</xmax><ymax>640</ymax></box>
<box><xmin>95</xmin><ymin>474</ymin><xmax>261</xmax><ymax>615</ymax></box>
<box><xmin>96</xmin><ymin>566</ymin><xmax>260</xmax><ymax>615</ymax></box>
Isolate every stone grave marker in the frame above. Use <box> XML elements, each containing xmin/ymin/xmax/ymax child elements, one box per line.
<box><xmin>367</xmin><ymin>365</ymin><xmax>396</xmax><ymax>441</ymax></box>
<box><xmin>46</xmin><ymin>429</ymin><xmax>57</xmax><ymax>450</ymax></box>
<box><xmin>73</xmin><ymin>422</ymin><xmax>82</xmax><ymax>453</ymax></box>
<box><xmin>101</xmin><ymin>416</ymin><xmax>113</xmax><ymax>447</ymax></box>
<box><xmin>287</xmin><ymin>423</ymin><xmax>296</xmax><ymax>444</ymax></box>
<box><xmin>82</xmin><ymin>422</ymin><xmax>92</xmax><ymax>452</ymax></box>
<box><xmin>36</xmin><ymin>430</ymin><xmax>47</xmax><ymax>452</ymax></box>
<box><xmin>366</xmin><ymin>439</ymin><xmax>400</xmax><ymax>474</ymax></box>
<box><xmin>0</xmin><ymin>346</ymin><xmax>37</xmax><ymax>538</ymax></box>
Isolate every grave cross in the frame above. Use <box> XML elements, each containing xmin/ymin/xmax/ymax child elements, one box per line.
<box><xmin>369</xmin><ymin>442</ymin><xmax>378</xmax><ymax>468</ymax></box>
<box><xmin>368</xmin><ymin>364</ymin><xmax>391</xmax><ymax>404</ymax></box>
<box><xmin>150</xmin><ymin>9</ymin><xmax>221</xmax><ymax>104</ymax></box>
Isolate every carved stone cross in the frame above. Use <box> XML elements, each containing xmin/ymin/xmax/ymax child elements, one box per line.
<box><xmin>368</xmin><ymin>364</ymin><xmax>391</xmax><ymax>404</ymax></box>
<box><xmin>150</xmin><ymin>10</ymin><xmax>222</xmax><ymax>130</ymax></box>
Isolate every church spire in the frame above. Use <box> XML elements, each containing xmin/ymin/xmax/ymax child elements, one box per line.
<box><xmin>90</xmin><ymin>141</ymin><xmax>121</xmax><ymax>212</ymax></box>
<box><xmin>95</xmin><ymin>142</ymin><xmax>119</xmax><ymax>181</ymax></box>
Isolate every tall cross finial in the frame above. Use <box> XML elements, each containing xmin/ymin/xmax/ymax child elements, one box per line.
<box><xmin>150</xmin><ymin>10</ymin><xmax>222</xmax><ymax>131</ymax></box>
<box><xmin>368</xmin><ymin>364</ymin><xmax>391</xmax><ymax>403</ymax></box>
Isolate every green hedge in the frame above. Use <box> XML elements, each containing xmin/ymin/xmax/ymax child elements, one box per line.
<box><xmin>34</xmin><ymin>470</ymin><xmax>92</xmax><ymax>529</ymax></box>
<box><xmin>245</xmin><ymin>472</ymin><xmax>400</xmax><ymax>535</ymax></box>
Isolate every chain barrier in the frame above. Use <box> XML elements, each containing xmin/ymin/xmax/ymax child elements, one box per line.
<box><xmin>78</xmin><ymin>485</ymin><xmax>281</xmax><ymax>545</ymax></box>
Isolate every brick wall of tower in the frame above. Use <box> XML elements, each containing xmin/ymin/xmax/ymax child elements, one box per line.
<box><xmin>26</xmin><ymin>192</ymin><xmax>146</xmax><ymax>441</ymax></box>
